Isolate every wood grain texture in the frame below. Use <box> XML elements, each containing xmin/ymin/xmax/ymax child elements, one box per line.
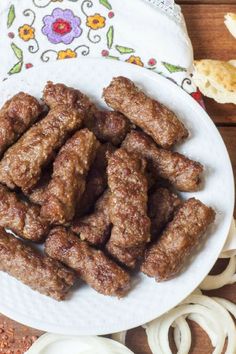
<box><xmin>178</xmin><ymin>1</ymin><xmax>236</xmax><ymax>4</ymax></box>
<box><xmin>182</xmin><ymin>5</ymin><xmax>236</xmax><ymax>61</ymax></box>
<box><xmin>204</xmin><ymin>98</ymin><xmax>236</xmax><ymax>125</ymax></box>
<box><xmin>1</xmin><ymin>3</ymin><xmax>236</xmax><ymax>354</ymax></box>
<box><xmin>182</xmin><ymin>4</ymin><xmax>236</xmax><ymax>124</ymax></box>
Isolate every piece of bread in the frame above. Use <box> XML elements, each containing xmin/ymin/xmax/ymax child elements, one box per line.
<box><xmin>224</xmin><ymin>13</ymin><xmax>236</xmax><ymax>39</ymax></box>
<box><xmin>193</xmin><ymin>59</ymin><xmax>236</xmax><ymax>104</ymax></box>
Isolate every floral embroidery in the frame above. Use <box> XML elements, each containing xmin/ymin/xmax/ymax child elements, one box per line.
<box><xmin>86</xmin><ymin>13</ymin><xmax>106</xmax><ymax>30</ymax></box>
<box><xmin>126</xmin><ymin>56</ymin><xmax>144</xmax><ymax>67</ymax></box>
<box><xmin>8</xmin><ymin>32</ymin><xmax>15</xmax><ymax>39</ymax></box>
<box><xmin>108</xmin><ymin>11</ymin><xmax>114</xmax><ymax>19</ymax></box>
<box><xmin>25</xmin><ymin>63</ymin><xmax>33</xmax><ymax>69</ymax></box>
<box><xmin>57</xmin><ymin>49</ymin><xmax>77</xmax><ymax>59</ymax></box>
<box><xmin>8</xmin><ymin>43</ymin><xmax>24</xmax><ymax>75</ymax></box>
<box><xmin>101</xmin><ymin>49</ymin><xmax>109</xmax><ymax>57</ymax></box>
<box><xmin>42</xmin><ymin>8</ymin><xmax>82</xmax><ymax>44</ymax></box>
<box><xmin>19</xmin><ymin>24</ymin><xmax>35</xmax><ymax>41</ymax></box>
<box><xmin>7</xmin><ymin>5</ymin><xmax>15</xmax><ymax>28</ymax></box>
<box><xmin>4</xmin><ymin>0</ymin><xmax>195</xmax><ymax>101</ymax></box>
<box><xmin>148</xmin><ymin>58</ymin><xmax>157</xmax><ymax>66</ymax></box>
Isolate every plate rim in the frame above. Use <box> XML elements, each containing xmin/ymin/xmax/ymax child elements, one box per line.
<box><xmin>0</xmin><ymin>57</ymin><xmax>234</xmax><ymax>335</ymax></box>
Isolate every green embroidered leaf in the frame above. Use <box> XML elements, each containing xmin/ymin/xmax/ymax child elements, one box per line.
<box><xmin>106</xmin><ymin>55</ymin><xmax>119</xmax><ymax>60</ymax></box>
<box><xmin>8</xmin><ymin>61</ymin><xmax>23</xmax><ymax>75</ymax></box>
<box><xmin>162</xmin><ymin>62</ymin><xmax>186</xmax><ymax>73</ymax></box>
<box><xmin>7</xmin><ymin>5</ymin><xmax>15</xmax><ymax>28</ymax></box>
<box><xmin>99</xmin><ymin>0</ymin><xmax>112</xmax><ymax>10</ymax></box>
<box><xmin>11</xmin><ymin>43</ymin><xmax>23</xmax><ymax>60</ymax></box>
<box><xmin>115</xmin><ymin>45</ymin><xmax>135</xmax><ymax>55</ymax></box>
<box><xmin>107</xmin><ymin>26</ymin><xmax>114</xmax><ymax>49</ymax></box>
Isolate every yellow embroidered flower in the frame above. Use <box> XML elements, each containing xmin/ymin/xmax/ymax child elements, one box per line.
<box><xmin>57</xmin><ymin>49</ymin><xmax>77</xmax><ymax>60</ymax></box>
<box><xmin>86</xmin><ymin>14</ymin><xmax>106</xmax><ymax>30</ymax></box>
<box><xmin>18</xmin><ymin>24</ymin><xmax>35</xmax><ymax>41</ymax></box>
<box><xmin>126</xmin><ymin>56</ymin><xmax>144</xmax><ymax>67</ymax></box>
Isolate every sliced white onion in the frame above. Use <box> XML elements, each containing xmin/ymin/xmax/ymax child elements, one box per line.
<box><xmin>230</xmin><ymin>274</ymin><xmax>236</xmax><ymax>284</ymax></box>
<box><xmin>173</xmin><ymin>323</ymin><xmax>181</xmax><ymax>349</ymax></box>
<box><xmin>199</xmin><ymin>255</ymin><xmax>236</xmax><ymax>290</ymax></box>
<box><xmin>188</xmin><ymin>313</ymin><xmax>217</xmax><ymax>347</ymax></box>
<box><xmin>213</xmin><ymin>297</ymin><xmax>236</xmax><ymax>319</ymax></box>
<box><xmin>112</xmin><ymin>331</ymin><xmax>127</xmax><ymax>345</ymax></box>
<box><xmin>183</xmin><ymin>294</ymin><xmax>236</xmax><ymax>353</ymax></box>
<box><xmin>173</xmin><ymin>317</ymin><xmax>191</xmax><ymax>353</ymax></box>
<box><xmin>144</xmin><ymin>294</ymin><xmax>236</xmax><ymax>354</ymax></box>
<box><xmin>25</xmin><ymin>334</ymin><xmax>134</xmax><ymax>354</ymax></box>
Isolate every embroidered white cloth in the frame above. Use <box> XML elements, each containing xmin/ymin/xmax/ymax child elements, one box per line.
<box><xmin>0</xmin><ymin>0</ymin><xmax>195</xmax><ymax>94</ymax></box>
<box><xmin>0</xmin><ymin>0</ymin><xmax>235</xmax><ymax>251</ymax></box>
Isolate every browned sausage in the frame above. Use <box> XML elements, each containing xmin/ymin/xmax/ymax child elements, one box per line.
<box><xmin>40</xmin><ymin>129</ymin><xmax>99</xmax><ymax>225</ymax></box>
<box><xmin>148</xmin><ymin>187</ymin><xmax>182</xmax><ymax>239</ymax></box>
<box><xmin>108</xmin><ymin>148</ymin><xmax>150</xmax><ymax>248</ymax></box>
<box><xmin>0</xmin><ymin>105</ymin><xmax>84</xmax><ymax>191</ymax></box>
<box><xmin>45</xmin><ymin>227</ymin><xmax>130</xmax><ymax>297</ymax></box>
<box><xmin>72</xmin><ymin>190</ymin><xmax>111</xmax><ymax>245</ymax></box>
<box><xmin>141</xmin><ymin>198</ymin><xmax>215</xmax><ymax>281</ymax></box>
<box><xmin>122</xmin><ymin>131</ymin><xmax>203</xmax><ymax>192</ymax></box>
<box><xmin>0</xmin><ymin>184</ymin><xmax>49</xmax><ymax>242</ymax></box>
<box><xmin>103</xmin><ymin>76</ymin><xmax>188</xmax><ymax>149</ymax></box>
<box><xmin>43</xmin><ymin>81</ymin><xmax>130</xmax><ymax>145</ymax></box>
<box><xmin>0</xmin><ymin>92</ymin><xmax>43</xmax><ymax>156</ymax></box>
<box><xmin>0</xmin><ymin>229</ymin><xmax>76</xmax><ymax>300</ymax></box>
<box><xmin>75</xmin><ymin>143</ymin><xmax>115</xmax><ymax>217</ymax></box>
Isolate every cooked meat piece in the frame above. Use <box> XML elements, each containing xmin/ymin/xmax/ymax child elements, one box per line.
<box><xmin>26</xmin><ymin>170</ymin><xmax>51</xmax><ymax>206</ymax></box>
<box><xmin>29</xmin><ymin>143</ymin><xmax>114</xmax><ymax>214</ymax></box>
<box><xmin>72</xmin><ymin>190</ymin><xmax>111</xmax><ymax>245</ymax></box>
<box><xmin>75</xmin><ymin>143</ymin><xmax>115</xmax><ymax>217</ymax></box>
<box><xmin>41</xmin><ymin>129</ymin><xmax>99</xmax><ymax>225</ymax></box>
<box><xmin>43</xmin><ymin>81</ymin><xmax>131</xmax><ymax>145</ymax></box>
<box><xmin>0</xmin><ymin>228</ymin><xmax>76</xmax><ymax>300</ymax></box>
<box><xmin>106</xmin><ymin>241</ymin><xmax>145</xmax><ymax>269</ymax></box>
<box><xmin>45</xmin><ymin>227</ymin><xmax>130</xmax><ymax>297</ymax></box>
<box><xmin>0</xmin><ymin>105</ymin><xmax>84</xmax><ymax>191</ymax></box>
<box><xmin>141</xmin><ymin>198</ymin><xmax>216</xmax><ymax>281</ymax></box>
<box><xmin>85</xmin><ymin>110</ymin><xmax>131</xmax><ymax>146</ymax></box>
<box><xmin>106</xmin><ymin>188</ymin><xmax>181</xmax><ymax>268</ymax></box>
<box><xmin>122</xmin><ymin>131</ymin><xmax>203</xmax><ymax>192</ymax></box>
<box><xmin>0</xmin><ymin>92</ymin><xmax>43</xmax><ymax>156</ymax></box>
<box><xmin>0</xmin><ymin>185</ymin><xmax>49</xmax><ymax>242</ymax></box>
<box><xmin>148</xmin><ymin>187</ymin><xmax>182</xmax><ymax>239</ymax></box>
<box><xmin>103</xmin><ymin>76</ymin><xmax>188</xmax><ymax>149</ymax></box>
<box><xmin>43</xmin><ymin>81</ymin><xmax>96</xmax><ymax>116</ymax></box>
<box><xmin>108</xmin><ymin>148</ymin><xmax>150</xmax><ymax>248</ymax></box>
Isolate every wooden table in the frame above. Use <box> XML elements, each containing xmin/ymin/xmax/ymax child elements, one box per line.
<box><xmin>0</xmin><ymin>1</ymin><xmax>235</xmax><ymax>353</ymax></box>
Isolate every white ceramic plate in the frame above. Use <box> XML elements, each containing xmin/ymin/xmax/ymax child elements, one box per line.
<box><xmin>0</xmin><ymin>58</ymin><xmax>234</xmax><ymax>335</ymax></box>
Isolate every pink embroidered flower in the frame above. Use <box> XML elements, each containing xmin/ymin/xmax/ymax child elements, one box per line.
<box><xmin>101</xmin><ymin>50</ymin><xmax>109</xmax><ymax>57</ymax></box>
<box><xmin>108</xmin><ymin>11</ymin><xmax>114</xmax><ymax>19</ymax></box>
<box><xmin>148</xmin><ymin>58</ymin><xmax>157</xmax><ymax>66</ymax></box>
<box><xmin>25</xmin><ymin>63</ymin><xmax>33</xmax><ymax>69</ymax></box>
<box><xmin>42</xmin><ymin>8</ymin><xmax>82</xmax><ymax>45</ymax></box>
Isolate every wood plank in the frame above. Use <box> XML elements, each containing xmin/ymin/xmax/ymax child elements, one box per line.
<box><xmin>204</xmin><ymin>98</ymin><xmax>236</xmax><ymax>125</ymax></box>
<box><xmin>182</xmin><ymin>5</ymin><xmax>236</xmax><ymax>61</ymax></box>
<box><xmin>181</xmin><ymin>4</ymin><xmax>236</xmax><ymax>124</ymax></box>
<box><xmin>178</xmin><ymin>1</ymin><xmax>236</xmax><ymax>4</ymax></box>
<box><xmin>219</xmin><ymin>126</ymin><xmax>236</xmax><ymax>196</ymax></box>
